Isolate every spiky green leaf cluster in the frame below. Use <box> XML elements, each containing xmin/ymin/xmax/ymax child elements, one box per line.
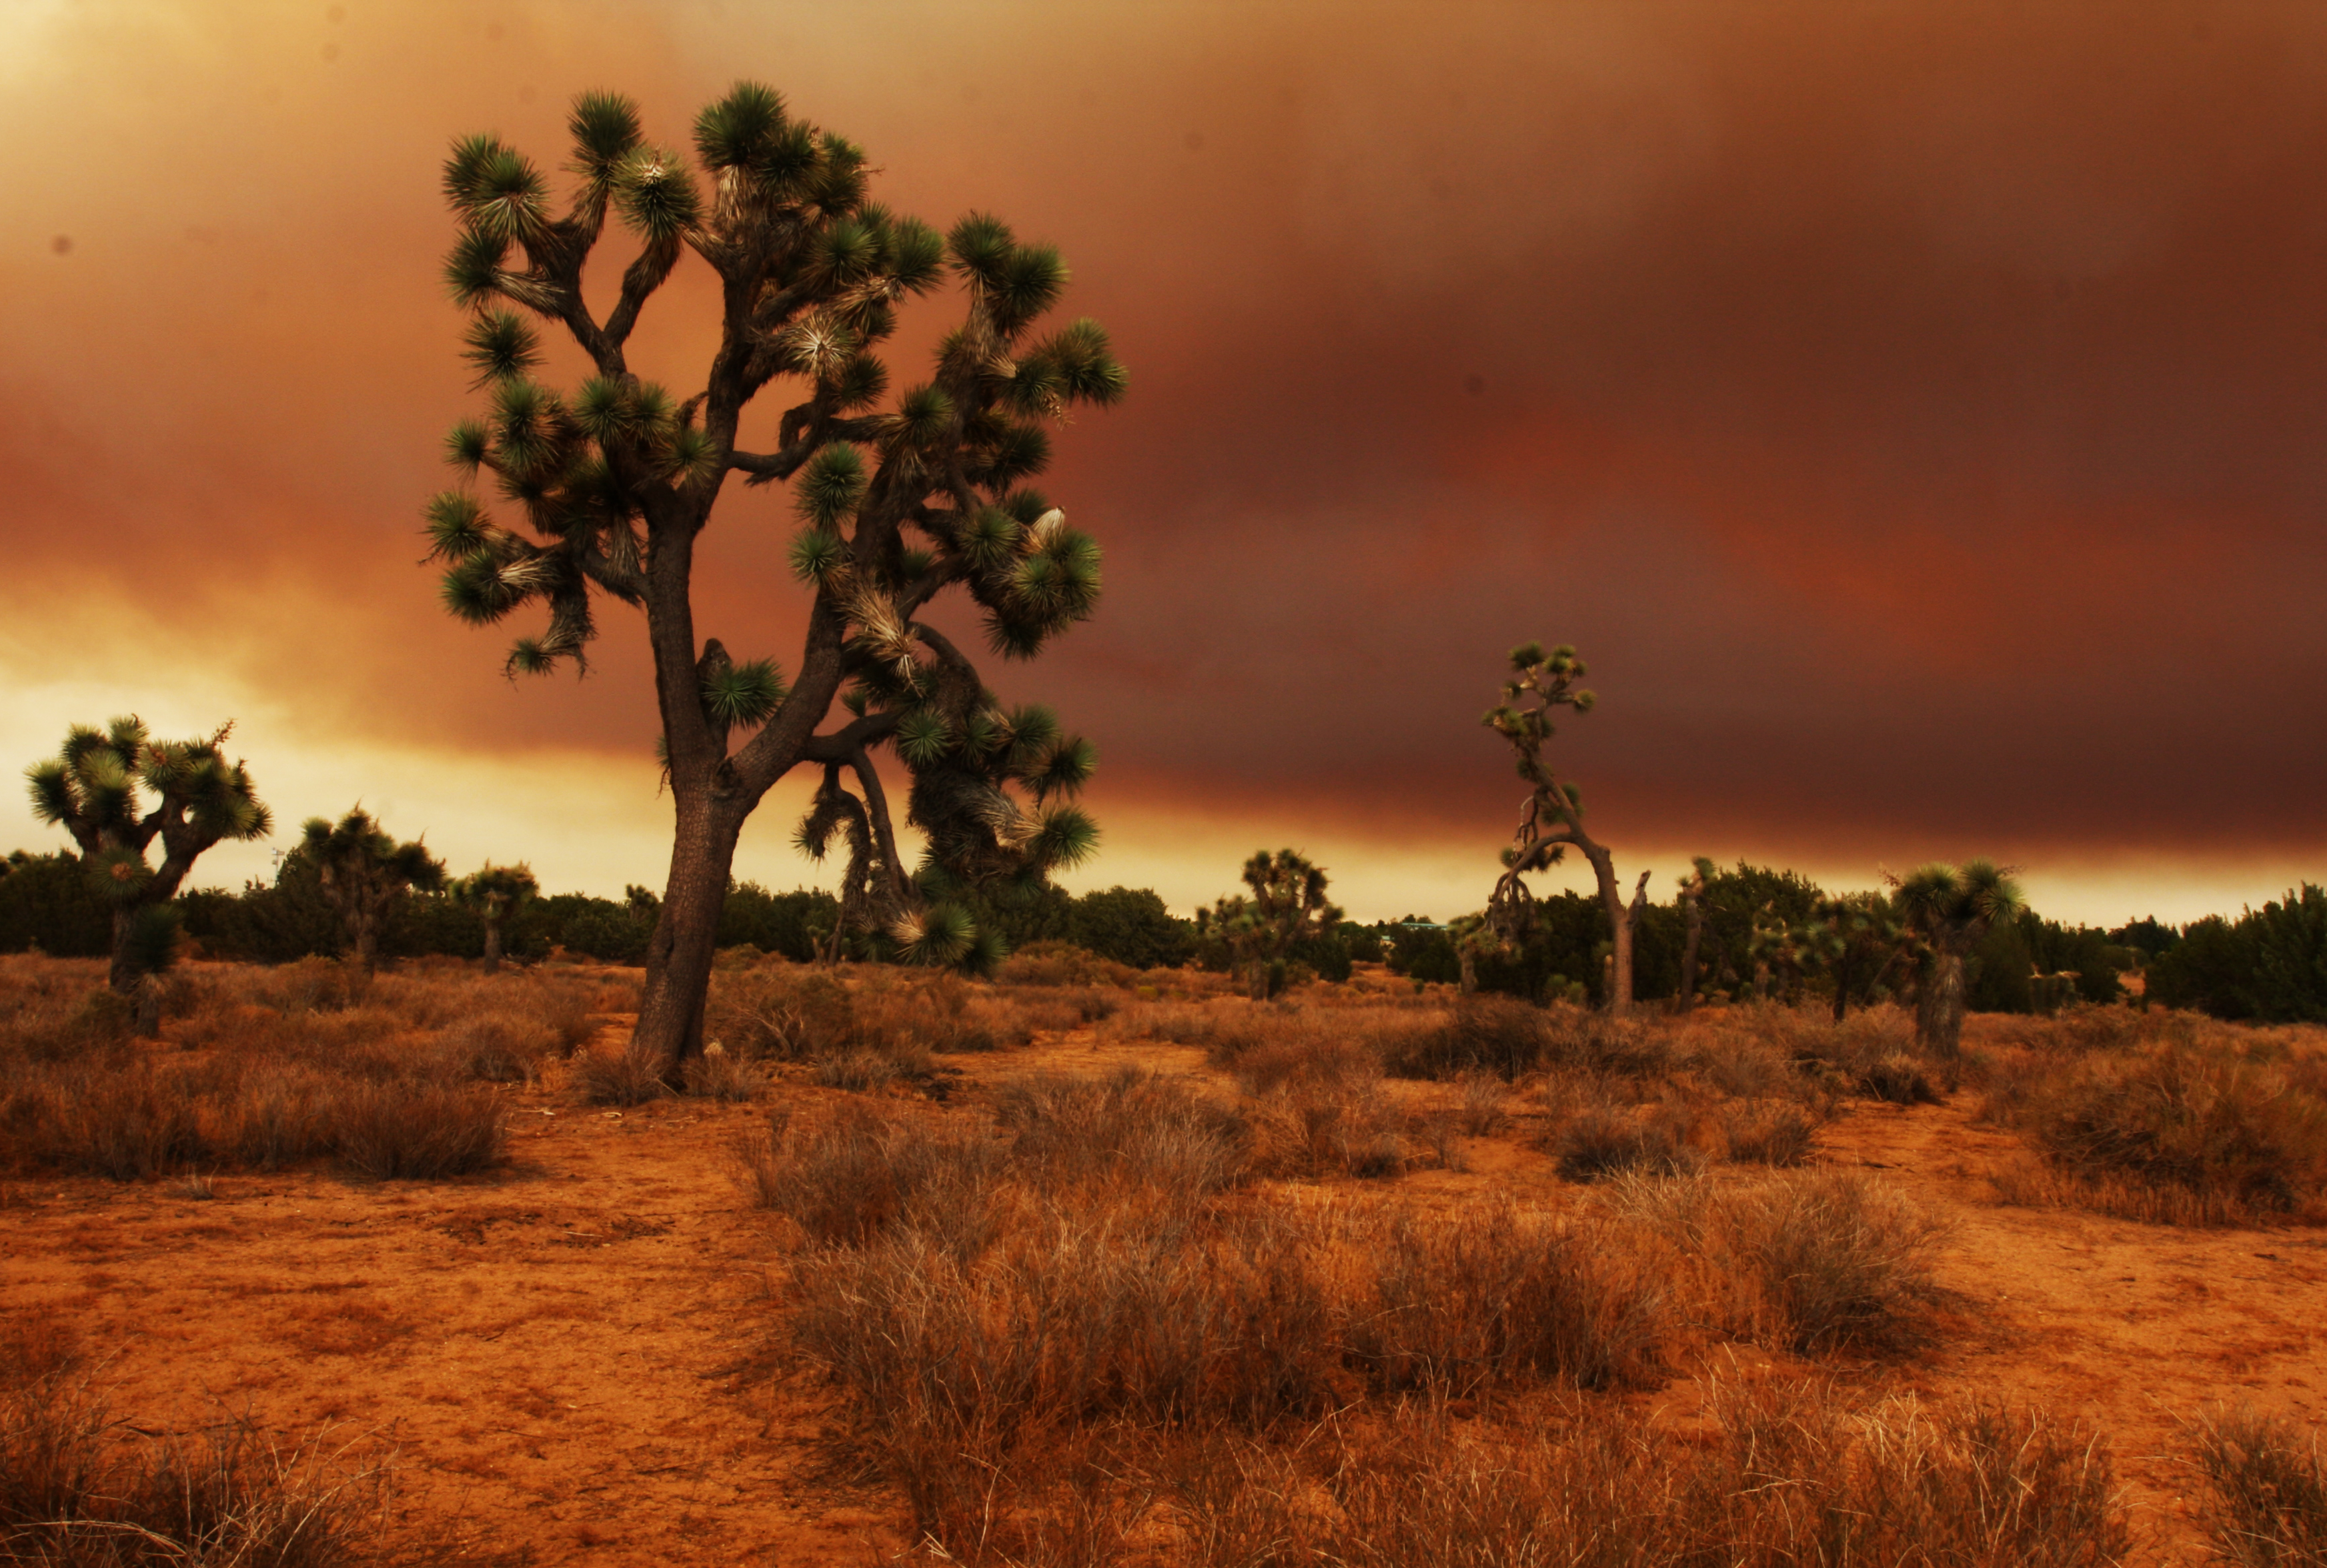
<box><xmin>301</xmin><ymin>808</ymin><xmax>447</xmax><ymax>908</ymax></box>
<box><xmin>700</xmin><ymin>658</ymin><xmax>789</xmax><ymax>730</ymax></box>
<box><xmin>455</xmin><ymin>861</ymin><xmax>541</xmax><ymax>916</ymax></box>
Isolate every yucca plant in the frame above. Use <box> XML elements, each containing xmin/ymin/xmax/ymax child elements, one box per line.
<box><xmin>454</xmin><ymin>860</ymin><xmax>540</xmax><ymax>972</ymax></box>
<box><xmin>24</xmin><ymin>716</ymin><xmax>270</xmax><ymax>996</ymax></box>
<box><xmin>1197</xmin><ymin>848</ymin><xmax>1343</xmax><ymax>1000</ymax></box>
<box><xmin>301</xmin><ymin>808</ymin><xmax>446</xmax><ymax>976</ymax></box>
<box><xmin>424</xmin><ymin>85</ymin><xmax>1122</xmax><ymax>1071</ymax></box>
<box><xmin>1481</xmin><ymin>642</ymin><xmax>1651</xmax><ymax>1017</ymax></box>
<box><xmin>1891</xmin><ymin>859</ymin><xmax>2024</xmax><ymax>1083</ymax></box>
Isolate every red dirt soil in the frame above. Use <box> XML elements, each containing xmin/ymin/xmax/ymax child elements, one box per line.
<box><xmin>4</xmin><ymin>1012</ymin><xmax>2321</xmax><ymax>1564</ymax></box>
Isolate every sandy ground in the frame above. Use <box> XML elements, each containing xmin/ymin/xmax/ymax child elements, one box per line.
<box><xmin>3</xmin><ymin>1016</ymin><xmax>2322</xmax><ymax>1565</ymax></box>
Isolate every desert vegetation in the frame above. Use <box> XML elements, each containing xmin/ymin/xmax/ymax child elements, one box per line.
<box><xmin>1</xmin><ymin>943</ymin><xmax>2323</xmax><ymax>1562</ymax></box>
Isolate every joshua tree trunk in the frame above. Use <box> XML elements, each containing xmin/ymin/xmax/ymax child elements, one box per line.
<box><xmin>1457</xmin><ymin>944</ymin><xmax>1477</xmax><ymax>995</ymax></box>
<box><xmin>353</xmin><ymin>920</ymin><xmax>380</xmax><ymax>979</ymax></box>
<box><xmin>481</xmin><ymin>917</ymin><xmax>504</xmax><ymax>974</ymax></box>
<box><xmin>1917</xmin><ymin>946</ymin><xmax>1970</xmax><ymax>1088</ymax></box>
<box><xmin>632</xmin><ymin>791</ymin><xmax>747</xmax><ymax>1070</ymax></box>
<box><xmin>1581</xmin><ymin>848</ymin><xmax>1649</xmax><ymax>1018</ymax></box>
<box><xmin>1678</xmin><ymin>900</ymin><xmax>1703</xmax><ymax>1016</ymax></box>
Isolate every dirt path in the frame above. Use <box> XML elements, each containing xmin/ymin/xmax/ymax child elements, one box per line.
<box><xmin>3</xmin><ymin>1028</ymin><xmax>2322</xmax><ymax>1563</ymax></box>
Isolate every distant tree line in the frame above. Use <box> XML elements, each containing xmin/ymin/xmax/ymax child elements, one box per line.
<box><xmin>3</xmin><ymin>840</ymin><xmax>2320</xmax><ymax>1022</ymax></box>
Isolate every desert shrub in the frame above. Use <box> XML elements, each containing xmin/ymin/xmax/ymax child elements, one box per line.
<box><xmin>1720</xmin><ymin>1100</ymin><xmax>1818</xmax><ymax>1166</ymax></box>
<box><xmin>786</xmin><ymin>1205</ymin><xmax>1343</xmax><ymax>1533</ymax></box>
<box><xmin>1553</xmin><ymin>1106</ymin><xmax>1700</xmax><ymax>1183</ymax></box>
<box><xmin>703</xmin><ymin>969</ymin><xmax>855</xmax><ymax>1060</ymax></box>
<box><xmin>1171</xmin><ymin>1386</ymin><xmax>2126</xmax><ymax>1568</ymax></box>
<box><xmin>680</xmin><ymin>1045</ymin><xmax>765</xmax><ymax>1102</ymax></box>
<box><xmin>1249</xmin><ymin>1077</ymin><xmax>1409</xmax><ymax>1180</ymax></box>
<box><xmin>1457</xmin><ymin>1074</ymin><xmax>1507</xmax><ymax>1137</ymax></box>
<box><xmin>809</xmin><ymin>1048</ymin><xmax>907</xmax><ymax>1093</ymax></box>
<box><xmin>4</xmin><ymin>1061</ymin><xmax>211</xmax><ymax>1181</ymax></box>
<box><xmin>2194</xmin><ymin>1407</ymin><xmax>2327</xmax><ymax>1568</ymax></box>
<box><xmin>1350</xmin><ymin>1203</ymin><xmax>1669</xmax><ymax>1393</ymax></box>
<box><xmin>439</xmin><ymin>1012</ymin><xmax>560</xmax><ymax>1084</ymax></box>
<box><xmin>736</xmin><ymin>1106</ymin><xmax>1004</xmax><ymax>1253</ymax></box>
<box><xmin>1861</xmin><ymin>1053</ymin><xmax>1941</xmax><ymax>1104</ymax></box>
<box><xmin>572</xmin><ymin>1048</ymin><xmax>669</xmax><ymax>1106</ymax></box>
<box><xmin>1381</xmin><ymin>994</ymin><xmax>1547</xmax><ymax>1079</ymax></box>
<box><xmin>2036</xmin><ymin>1050</ymin><xmax>2327</xmax><ymax>1219</ymax></box>
<box><xmin>333</xmin><ymin>1082</ymin><xmax>505</xmax><ymax>1180</ymax></box>
<box><xmin>995</xmin><ymin>940</ymin><xmax>1136</xmax><ymax>989</ymax></box>
<box><xmin>996</xmin><ymin>1068</ymin><xmax>1251</xmax><ymax>1197</ymax></box>
<box><xmin>0</xmin><ymin>1367</ymin><xmax>418</xmax><ymax>1568</ymax></box>
<box><xmin>1624</xmin><ymin>1169</ymin><xmax>1950</xmax><ymax>1355</ymax></box>
<box><xmin>218</xmin><ymin>1066</ymin><xmax>341</xmax><ymax>1171</ymax></box>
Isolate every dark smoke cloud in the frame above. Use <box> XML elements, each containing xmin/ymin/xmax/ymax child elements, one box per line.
<box><xmin>3</xmin><ymin>1</ymin><xmax>2322</xmax><ymax>910</ymax></box>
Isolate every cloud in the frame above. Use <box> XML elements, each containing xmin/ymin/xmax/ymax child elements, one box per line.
<box><xmin>1</xmin><ymin>0</ymin><xmax>2322</xmax><ymax>928</ymax></box>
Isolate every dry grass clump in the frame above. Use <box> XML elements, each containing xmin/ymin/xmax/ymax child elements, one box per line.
<box><xmin>996</xmin><ymin>1068</ymin><xmax>1252</xmax><ymax>1199</ymax></box>
<box><xmin>1613</xmin><ymin>1168</ymin><xmax>1951</xmax><ymax>1355</ymax></box>
<box><xmin>1550</xmin><ymin>1104</ymin><xmax>1704</xmax><ymax>1183</ymax></box>
<box><xmin>994</xmin><ymin>940</ymin><xmax>1137</xmax><ymax>989</ymax></box>
<box><xmin>1986</xmin><ymin>1043</ymin><xmax>2327</xmax><ymax>1226</ymax></box>
<box><xmin>1172</xmin><ymin>1384</ymin><xmax>2127</xmax><ymax>1568</ymax></box>
<box><xmin>0</xmin><ymin>1353</ymin><xmax>432</xmax><ymax>1568</ymax></box>
<box><xmin>1347</xmin><ymin>1202</ymin><xmax>1670</xmax><ymax>1393</ymax></box>
<box><xmin>571</xmin><ymin>1046</ymin><xmax>670</xmax><ymax>1106</ymax></box>
<box><xmin>736</xmin><ymin>1104</ymin><xmax>1006</xmax><ymax>1252</ymax></box>
<box><xmin>332</xmin><ymin>1082</ymin><xmax>506</xmax><ymax>1181</ymax></box>
<box><xmin>2194</xmin><ymin>1407</ymin><xmax>2327</xmax><ymax>1568</ymax></box>
<box><xmin>0</xmin><ymin>958</ymin><xmax>604</xmax><ymax>1181</ymax></box>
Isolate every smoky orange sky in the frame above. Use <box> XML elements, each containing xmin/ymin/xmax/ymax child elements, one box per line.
<box><xmin>3</xmin><ymin>0</ymin><xmax>2324</xmax><ymax>924</ymax></box>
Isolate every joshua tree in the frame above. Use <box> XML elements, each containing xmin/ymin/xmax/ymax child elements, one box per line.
<box><xmin>24</xmin><ymin>716</ymin><xmax>270</xmax><ymax>994</ymax></box>
<box><xmin>455</xmin><ymin>861</ymin><xmax>540</xmax><ymax>973</ymax></box>
<box><xmin>423</xmin><ymin>84</ymin><xmax>1120</xmax><ymax>1075</ymax></box>
<box><xmin>1675</xmin><ymin>856</ymin><xmax>1713</xmax><ymax>1013</ymax></box>
<box><xmin>1891</xmin><ymin>860</ymin><xmax>2024</xmax><ymax>1085</ymax></box>
<box><xmin>1481</xmin><ymin>642</ymin><xmax>1649</xmax><ymax>1017</ymax></box>
<box><xmin>1806</xmin><ymin>890</ymin><xmax>1913</xmax><ymax>1023</ymax></box>
<box><xmin>301</xmin><ymin>809</ymin><xmax>447</xmax><ymax>976</ymax></box>
<box><xmin>1197</xmin><ymin>849</ymin><xmax>1343</xmax><ymax>1000</ymax></box>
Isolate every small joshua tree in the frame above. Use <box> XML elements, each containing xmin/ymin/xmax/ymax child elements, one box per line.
<box><xmin>423</xmin><ymin>84</ymin><xmax>1120</xmax><ymax>1074</ymax></box>
<box><xmin>1197</xmin><ymin>849</ymin><xmax>1342</xmax><ymax>1000</ymax></box>
<box><xmin>1891</xmin><ymin>860</ymin><xmax>2024</xmax><ymax>1085</ymax></box>
<box><xmin>455</xmin><ymin>861</ymin><xmax>540</xmax><ymax>973</ymax></box>
<box><xmin>25</xmin><ymin>716</ymin><xmax>270</xmax><ymax>995</ymax></box>
<box><xmin>1675</xmin><ymin>856</ymin><xmax>1714</xmax><ymax>1013</ymax></box>
<box><xmin>1481</xmin><ymin>642</ymin><xmax>1649</xmax><ymax>1017</ymax></box>
<box><xmin>301</xmin><ymin>809</ymin><xmax>447</xmax><ymax>977</ymax></box>
<box><xmin>1807</xmin><ymin>890</ymin><xmax>1913</xmax><ymax>1023</ymax></box>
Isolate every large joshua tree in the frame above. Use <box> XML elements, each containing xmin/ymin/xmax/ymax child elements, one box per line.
<box><xmin>422</xmin><ymin>85</ymin><xmax>1120</xmax><ymax>1072</ymax></box>
<box><xmin>1891</xmin><ymin>860</ymin><xmax>2024</xmax><ymax>1085</ymax></box>
<box><xmin>25</xmin><ymin>717</ymin><xmax>270</xmax><ymax>993</ymax></box>
<box><xmin>1482</xmin><ymin>642</ymin><xmax>1650</xmax><ymax>1017</ymax></box>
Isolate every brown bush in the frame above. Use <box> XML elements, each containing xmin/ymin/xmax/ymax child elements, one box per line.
<box><xmin>1349</xmin><ymin>1203</ymin><xmax>1670</xmax><ymax>1393</ymax></box>
<box><xmin>1552</xmin><ymin>1105</ymin><xmax>1702</xmax><ymax>1183</ymax></box>
<box><xmin>994</xmin><ymin>941</ymin><xmax>1136</xmax><ymax>989</ymax></box>
<box><xmin>996</xmin><ymin>1068</ymin><xmax>1252</xmax><ymax>1197</ymax></box>
<box><xmin>333</xmin><ymin>1082</ymin><xmax>506</xmax><ymax>1181</ymax></box>
<box><xmin>1720</xmin><ymin>1100</ymin><xmax>1819</xmax><ymax>1166</ymax></box>
<box><xmin>2194</xmin><ymin>1407</ymin><xmax>2327</xmax><ymax>1568</ymax></box>
<box><xmin>1621</xmin><ymin>1168</ymin><xmax>1951</xmax><ymax>1355</ymax></box>
<box><xmin>681</xmin><ymin>1045</ymin><xmax>765</xmax><ymax>1102</ymax></box>
<box><xmin>1167</xmin><ymin>1384</ymin><xmax>2127</xmax><ymax>1568</ymax></box>
<box><xmin>735</xmin><ymin>1106</ymin><xmax>1005</xmax><ymax>1253</ymax></box>
<box><xmin>0</xmin><ymin>1366</ymin><xmax>429</xmax><ymax>1567</ymax></box>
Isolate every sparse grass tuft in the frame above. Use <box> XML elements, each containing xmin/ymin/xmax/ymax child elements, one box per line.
<box><xmin>333</xmin><ymin>1082</ymin><xmax>506</xmax><ymax>1181</ymax></box>
<box><xmin>2195</xmin><ymin>1407</ymin><xmax>2327</xmax><ymax>1568</ymax></box>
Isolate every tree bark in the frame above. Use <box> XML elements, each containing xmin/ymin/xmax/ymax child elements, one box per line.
<box><xmin>632</xmin><ymin>790</ymin><xmax>746</xmax><ymax>1076</ymax></box>
<box><xmin>1585</xmin><ymin>849</ymin><xmax>1649</xmax><ymax>1018</ymax></box>
<box><xmin>1917</xmin><ymin>947</ymin><xmax>1969</xmax><ymax>1089</ymax></box>
<box><xmin>1677</xmin><ymin>896</ymin><xmax>1703</xmax><ymax>1015</ymax></box>
<box><xmin>107</xmin><ymin>908</ymin><xmax>139</xmax><ymax>996</ymax></box>
<box><xmin>482</xmin><ymin>916</ymin><xmax>503</xmax><ymax>975</ymax></box>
